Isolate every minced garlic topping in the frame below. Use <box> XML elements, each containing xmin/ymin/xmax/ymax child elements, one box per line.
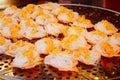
<box><xmin>113</xmin><ymin>32</ymin><xmax>120</xmax><ymax>37</ymax></box>
<box><xmin>0</xmin><ymin>36</ymin><xmax>5</xmax><ymax>45</ymax></box>
<box><xmin>10</xmin><ymin>24</ymin><xmax>21</xmax><ymax>38</ymax></box>
<box><xmin>100</xmin><ymin>42</ymin><xmax>114</xmax><ymax>56</ymax></box>
<box><xmin>79</xmin><ymin>47</ymin><xmax>90</xmax><ymax>60</ymax></box>
<box><xmin>56</xmin><ymin>6</ymin><xmax>67</xmax><ymax>15</ymax></box>
<box><xmin>44</xmin><ymin>38</ymin><xmax>55</xmax><ymax>53</ymax></box>
<box><xmin>22</xmin><ymin>43</ymin><xmax>35</xmax><ymax>63</ymax></box>
<box><xmin>62</xmin><ymin>35</ymin><xmax>78</xmax><ymax>47</ymax></box>
<box><xmin>92</xmin><ymin>30</ymin><xmax>106</xmax><ymax>37</ymax></box>
<box><xmin>26</xmin><ymin>4</ymin><xmax>35</xmax><ymax>14</ymax></box>
<box><xmin>2</xmin><ymin>18</ymin><xmax>12</xmax><ymax>26</ymax></box>
<box><xmin>77</xmin><ymin>15</ymin><xmax>91</xmax><ymax>24</ymax></box>
<box><xmin>102</xmin><ymin>20</ymin><xmax>118</xmax><ymax>31</ymax></box>
<box><xmin>11</xmin><ymin>5</ymin><xmax>17</xmax><ymax>10</ymax></box>
<box><xmin>10</xmin><ymin>40</ymin><xmax>25</xmax><ymax>50</ymax></box>
<box><xmin>22</xmin><ymin>48</ymin><xmax>34</xmax><ymax>63</ymax></box>
<box><xmin>0</xmin><ymin>12</ymin><xmax>4</xmax><ymax>18</ymax></box>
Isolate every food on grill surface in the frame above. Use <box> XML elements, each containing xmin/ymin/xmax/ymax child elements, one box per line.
<box><xmin>94</xmin><ymin>20</ymin><xmax>118</xmax><ymax>35</ymax></box>
<box><xmin>0</xmin><ymin>36</ymin><xmax>11</xmax><ymax>53</ymax></box>
<box><xmin>10</xmin><ymin>42</ymin><xmax>42</xmax><ymax>69</ymax></box>
<box><xmin>44</xmin><ymin>50</ymin><xmax>78</xmax><ymax>72</ymax></box>
<box><xmin>0</xmin><ymin>2</ymin><xmax>119</xmax><ymax>71</ymax></box>
<box><xmin>73</xmin><ymin>47</ymin><xmax>101</xmax><ymax>65</ymax></box>
<box><xmin>93</xmin><ymin>39</ymin><xmax>120</xmax><ymax>57</ymax></box>
<box><xmin>35</xmin><ymin>37</ymin><xmax>60</xmax><ymax>54</ymax></box>
<box><xmin>85</xmin><ymin>30</ymin><xmax>108</xmax><ymax>45</ymax></box>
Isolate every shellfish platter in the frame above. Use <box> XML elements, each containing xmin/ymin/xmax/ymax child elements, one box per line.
<box><xmin>0</xmin><ymin>2</ymin><xmax>120</xmax><ymax>80</ymax></box>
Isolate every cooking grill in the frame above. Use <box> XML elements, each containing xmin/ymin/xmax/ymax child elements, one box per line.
<box><xmin>0</xmin><ymin>4</ymin><xmax>120</xmax><ymax>80</ymax></box>
<box><xmin>0</xmin><ymin>55</ymin><xmax>120</xmax><ymax>80</ymax></box>
<box><xmin>0</xmin><ymin>54</ymin><xmax>107</xmax><ymax>80</ymax></box>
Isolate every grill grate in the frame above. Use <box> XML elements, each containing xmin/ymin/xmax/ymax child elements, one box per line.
<box><xmin>0</xmin><ymin>54</ymin><xmax>110</xmax><ymax>80</ymax></box>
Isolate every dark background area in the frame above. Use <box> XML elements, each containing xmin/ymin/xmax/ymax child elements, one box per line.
<box><xmin>0</xmin><ymin>0</ymin><xmax>120</xmax><ymax>12</ymax></box>
<box><xmin>46</xmin><ymin>0</ymin><xmax>120</xmax><ymax>12</ymax></box>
